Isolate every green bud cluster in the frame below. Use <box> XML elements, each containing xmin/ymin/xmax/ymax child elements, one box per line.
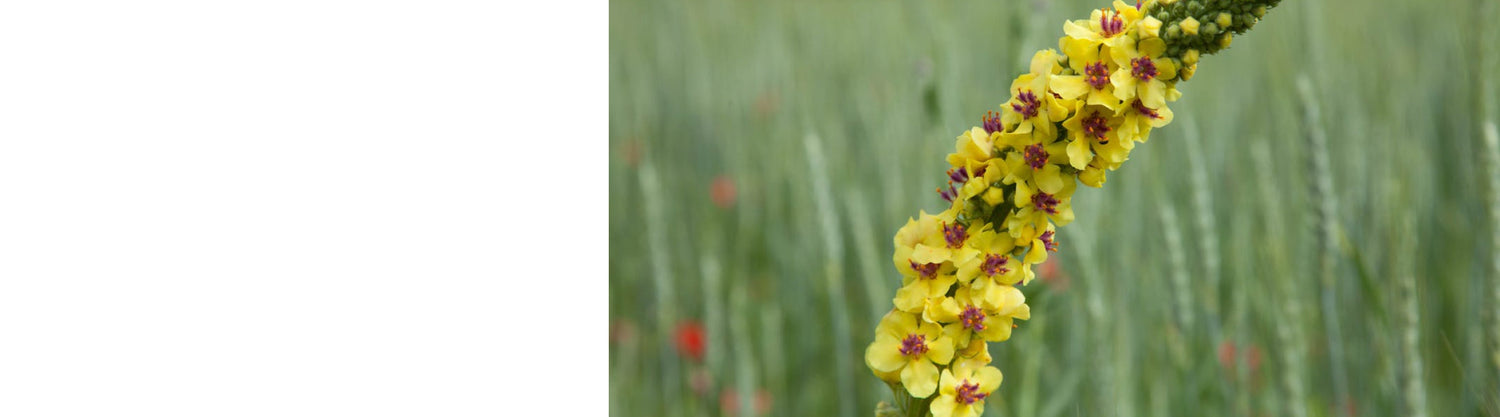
<box><xmin>1148</xmin><ymin>0</ymin><xmax>1280</xmax><ymax>60</ymax></box>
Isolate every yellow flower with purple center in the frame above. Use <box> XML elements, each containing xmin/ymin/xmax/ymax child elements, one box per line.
<box><xmin>1000</xmin><ymin>50</ymin><xmax>1070</xmax><ymax>140</ymax></box>
<box><xmin>1117</xmin><ymin>98</ymin><xmax>1175</xmax><ymax>144</ymax></box>
<box><xmin>1053</xmin><ymin>35</ymin><xmax>1123</xmax><ymax>112</ymax></box>
<box><xmin>1109</xmin><ymin>34</ymin><xmax>1174</xmax><ymax>109</ymax></box>
<box><xmin>929</xmin><ymin>285</ymin><xmax>1031</xmax><ymax>349</ymax></box>
<box><xmin>956</xmin><ymin>226</ymin><xmax>1021</xmax><ymax>287</ymax></box>
<box><xmin>1063</xmin><ymin>102</ymin><xmax>1131</xmax><ymax>171</ymax></box>
<box><xmin>930</xmin><ymin>359</ymin><xmax>1004</xmax><ymax>417</ymax></box>
<box><xmin>865</xmin><ymin>310</ymin><xmax>957</xmax><ymax>398</ymax></box>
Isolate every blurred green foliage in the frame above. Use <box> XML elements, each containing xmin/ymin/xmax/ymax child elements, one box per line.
<box><xmin>609</xmin><ymin>0</ymin><xmax>1500</xmax><ymax>416</ymax></box>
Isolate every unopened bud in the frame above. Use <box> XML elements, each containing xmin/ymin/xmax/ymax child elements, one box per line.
<box><xmin>1216</xmin><ymin>12</ymin><xmax>1232</xmax><ymax>28</ymax></box>
<box><xmin>1218</xmin><ymin>33</ymin><xmax>1233</xmax><ymax>49</ymax></box>
<box><xmin>1180</xmin><ymin>17</ymin><xmax>1201</xmax><ymax>35</ymax></box>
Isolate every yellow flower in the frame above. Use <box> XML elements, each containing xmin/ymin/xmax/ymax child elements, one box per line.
<box><xmin>1116</xmin><ymin>98</ymin><xmax>1175</xmax><ymax>145</ymax></box>
<box><xmin>1052</xmin><ymin>36</ymin><xmax>1123</xmax><ymax>112</ymax></box>
<box><xmin>892</xmin><ymin>211</ymin><xmax>958</xmax><ymax>312</ymax></box>
<box><xmin>998</xmin><ymin>126</ymin><xmax>1069</xmax><ymax>196</ymax></box>
<box><xmin>930</xmin><ymin>359</ymin><xmax>1003</xmax><ymax>417</ymax></box>
<box><xmin>1063</xmin><ymin>102</ymin><xmax>1131</xmax><ymax>171</ymax></box>
<box><xmin>947</xmin><ymin>126</ymin><xmax>997</xmax><ymax>169</ymax></box>
<box><xmin>929</xmin><ymin>285</ymin><xmax>1032</xmax><ymax>349</ymax></box>
<box><xmin>865</xmin><ymin>310</ymin><xmax>957</xmax><ymax>398</ymax></box>
<box><xmin>1011</xmin><ymin>176</ymin><xmax>1077</xmax><ymax>235</ymax></box>
<box><xmin>956</xmin><ymin>226</ymin><xmax>1021</xmax><ymax>287</ymax></box>
<box><xmin>999</xmin><ymin>50</ymin><xmax>1070</xmax><ymax>140</ymax></box>
<box><xmin>943</xmin><ymin>126</ymin><xmax>1008</xmax><ymax>206</ymax></box>
<box><xmin>1108</xmin><ymin>34</ymin><xmax>1174</xmax><ymax>109</ymax></box>
<box><xmin>1060</xmin><ymin>2</ymin><xmax>1139</xmax><ymax>47</ymax></box>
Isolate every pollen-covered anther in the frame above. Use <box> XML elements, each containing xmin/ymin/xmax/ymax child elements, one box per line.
<box><xmin>1040</xmin><ymin>230</ymin><xmax>1059</xmax><ymax>252</ymax></box>
<box><xmin>1024</xmin><ymin>144</ymin><xmax>1049</xmax><ymax>170</ymax></box>
<box><xmin>1031</xmin><ymin>191</ymin><xmax>1060</xmax><ymax>214</ymax></box>
<box><xmin>1131</xmin><ymin>57</ymin><xmax>1158</xmax><ymax>81</ymax></box>
<box><xmin>982</xmin><ymin>111</ymin><xmax>1003</xmax><ymax>134</ymax></box>
<box><xmin>981</xmin><ymin>253</ymin><xmax>1010</xmax><ymax>276</ymax></box>
<box><xmin>943</xmin><ymin>221</ymin><xmax>970</xmax><ymax>249</ymax></box>
<box><xmin>898</xmin><ymin>333</ymin><xmax>930</xmax><ymax>357</ymax></box>
<box><xmin>1082</xmin><ymin>112</ymin><xmax>1110</xmax><ymax>144</ymax></box>
<box><xmin>959</xmin><ymin>305</ymin><xmax>986</xmax><ymax>331</ymax></box>
<box><xmin>910</xmin><ymin>260</ymin><xmax>942</xmax><ymax>279</ymax></box>
<box><xmin>1012</xmin><ymin>90</ymin><xmax>1041</xmax><ymax>119</ymax></box>
<box><xmin>955</xmin><ymin>379</ymin><xmax>988</xmax><ymax>405</ymax></box>
<box><xmin>1099</xmin><ymin>9</ymin><xmax>1124</xmax><ymax>37</ymax></box>
<box><xmin>1085</xmin><ymin>61</ymin><xmax>1110</xmax><ymax>90</ymax></box>
<box><xmin>937</xmin><ymin>182</ymin><xmax>959</xmax><ymax>202</ymax></box>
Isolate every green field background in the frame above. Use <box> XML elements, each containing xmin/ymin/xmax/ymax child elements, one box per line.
<box><xmin>609</xmin><ymin>0</ymin><xmax>1500</xmax><ymax>416</ymax></box>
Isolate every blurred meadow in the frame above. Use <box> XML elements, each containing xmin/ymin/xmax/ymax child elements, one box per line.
<box><xmin>609</xmin><ymin>0</ymin><xmax>1500</xmax><ymax>416</ymax></box>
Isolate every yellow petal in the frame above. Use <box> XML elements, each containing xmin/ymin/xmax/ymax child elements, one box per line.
<box><xmin>1110</xmin><ymin>71</ymin><xmax>1137</xmax><ymax>101</ymax></box>
<box><xmin>930</xmin><ymin>395</ymin><xmax>959</xmax><ymax>417</ymax></box>
<box><xmin>1139</xmin><ymin>37</ymin><xmax>1166</xmax><ymax>57</ymax></box>
<box><xmin>1025</xmin><ymin>239</ymin><xmax>1049</xmax><ymax>264</ymax></box>
<box><xmin>926</xmin><ymin>297</ymin><xmax>962</xmax><ymax>323</ymax></box>
<box><xmin>1067</xmin><ymin>137</ymin><xmax>1092</xmax><ymax>170</ymax></box>
<box><xmin>866</xmin><ymin>338</ymin><xmax>907</xmax><ymax>373</ymax></box>
<box><xmin>1141</xmin><ymin>80</ymin><xmax>1166</xmax><ymax>109</ymax></box>
<box><xmin>1036</xmin><ymin>165</ymin><xmax>1064</xmax><ymax>194</ymax></box>
<box><xmin>902</xmin><ymin>359</ymin><xmax>940</xmax><ymax>398</ymax></box>
<box><xmin>975</xmin><ymin>366</ymin><xmax>1004</xmax><ymax>391</ymax></box>
<box><xmin>1063</xmin><ymin>20</ymin><xmax>1096</xmax><ymax>41</ymax></box>
<box><xmin>926</xmin><ymin>336</ymin><xmax>956</xmax><ymax>365</ymax></box>
<box><xmin>1050</xmin><ymin>75</ymin><xmax>1089</xmax><ymax>100</ymax></box>
<box><xmin>894</xmin><ymin>285</ymin><xmax>927</xmax><ymax>312</ymax></box>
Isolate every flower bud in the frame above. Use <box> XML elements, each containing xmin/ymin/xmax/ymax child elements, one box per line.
<box><xmin>1216</xmin><ymin>12</ymin><xmax>1232</xmax><ymax>28</ymax></box>
<box><xmin>1180</xmin><ymin>17</ymin><xmax>1201</xmax><ymax>35</ymax></box>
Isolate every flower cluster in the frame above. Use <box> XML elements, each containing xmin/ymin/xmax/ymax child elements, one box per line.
<box><xmin>865</xmin><ymin>1</ymin><xmax>1277</xmax><ymax>416</ymax></box>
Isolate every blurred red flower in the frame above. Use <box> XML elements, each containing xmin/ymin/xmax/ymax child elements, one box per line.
<box><xmin>674</xmin><ymin>320</ymin><xmax>706</xmax><ymax>362</ymax></box>
<box><xmin>1038</xmin><ymin>258</ymin><xmax>1070</xmax><ymax>292</ymax></box>
<box><xmin>1217</xmin><ymin>341</ymin><xmax>1263</xmax><ymax>381</ymax></box>
<box><xmin>720</xmin><ymin>387</ymin><xmax>772</xmax><ymax>416</ymax></box>
<box><xmin>711</xmin><ymin>175</ymin><xmax>737</xmax><ymax>209</ymax></box>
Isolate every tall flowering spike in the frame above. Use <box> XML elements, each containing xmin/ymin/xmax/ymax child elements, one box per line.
<box><xmin>866</xmin><ymin>1</ymin><xmax>1278</xmax><ymax>415</ymax></box>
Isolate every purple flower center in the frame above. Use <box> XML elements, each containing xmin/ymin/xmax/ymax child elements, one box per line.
<box><xmin>1011</xmin><ymin>90</ymin><xmax>1040</xmax><ymax>119</ymax></box>
<box><xmin>1099</xmin><ymin>10</ymin><xmax>1124</xmax><ymax>37</ymax></box>
<box><xmin>982</xmin><ymin>111</ymin><xmax>1003</xmax><ymax>134</ymax></box>
<box><xmin>943</xmin><ymin>222</ymin><xmax>969</xmax><ymax>249</ymax></box>
<box><xmin>1082</xmin><ymin>111</ymin><xmax>1110</xmax><ymax>144</ymax></box>
<box><xmin>1024</xmin><ymin>144</ymin><xmax>1048</xmax><ymax>170</ymax></box>
<box><xmin>960</xmin><ymin>305</ymin><xmax>987</xmax><ymax>331</ymax></box>
<box><xmin>956</xmin><ymin>379</ymin><xmax>988</xmax><ymax>404</ymax></box>
<box><xmin>899</xmin><ymin>333</ymin><xmax>929</xmax><ymax>357</ymax></box>
<box><xmin>981</xmin><ymin>253</ymin><xmax>1009</xmax><ymax>277</ymax></box>
<box><xmin>1040</xmin><ymin>230</ymin><xmax>1058</xmax><ymax>252</ymax></box>
<box><xmin>910</xmin><ymin>260</ymin><xmax>942</xmax><ymax>279</ymax></box>
<box><xmin>1085</xmin><ymin>61</ymin><xmax>1110</xmax><ymax>90</ymax></box>
<box><xmin>1031</xmin><ymin>192</ymin><xmax>1060</xmax><ymax>214</ymax></box>
<box><xmin>1131</xmin><ymin>57</ymin><xmax>1158</xmax><ymax>81</ymax></box>
<box><xmin>1131</xmin><ymin>99</ymin><xmax>1162</xmax><ymax>119</ymax></box>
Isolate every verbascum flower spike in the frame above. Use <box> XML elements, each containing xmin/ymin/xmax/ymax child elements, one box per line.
<box><xmin>865</xmin><ymin>0</ymin><xmax>1278</xmax><ymax>415</ymax></box>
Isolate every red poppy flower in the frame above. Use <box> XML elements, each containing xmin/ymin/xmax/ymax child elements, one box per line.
<box><xmin>674</xmin><ymin>320</ymin><xmax>706</xmax><ymax>362</ymax></box>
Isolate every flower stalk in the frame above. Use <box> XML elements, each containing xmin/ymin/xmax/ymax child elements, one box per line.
<box><xmin>862</xmin><ymin>0</ymin><xmax>1280</xmax><ymax>415</ymax></box>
